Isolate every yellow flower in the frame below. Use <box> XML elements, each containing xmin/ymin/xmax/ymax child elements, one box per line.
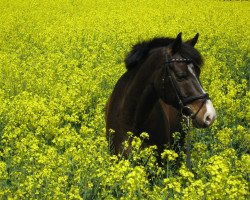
<box><xmin>161</xmin><ymin>149</ymin><xmax>178</xmax><ymax>161</ymax></box>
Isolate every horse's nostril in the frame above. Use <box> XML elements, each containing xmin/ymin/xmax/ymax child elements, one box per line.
<box><xmin>204</xmin><ymin>114</ymin><xmax>213</xmax><ymax>126</ymax></box>
<box><xmin>206</xmin><ymin>115</ymin><xmax>211</xmax><ymax>122</ymax></box>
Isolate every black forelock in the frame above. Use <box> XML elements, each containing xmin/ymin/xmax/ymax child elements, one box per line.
<box><xmin>124</xmin><ymin>37</ymin><xmax>203</xmax><ymax>71</ymax></box>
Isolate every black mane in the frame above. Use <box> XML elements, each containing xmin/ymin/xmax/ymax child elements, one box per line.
<box><xmin>125</xmin><ymin>37</ymin><xmax>204</xmax><ymax>70</ymax></box>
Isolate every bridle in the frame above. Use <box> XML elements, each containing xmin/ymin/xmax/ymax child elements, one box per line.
<box><xmin>162</xmin><ymin>49</ymin><xmax>210</xmax><ymax>119</ymax></box>
<box><xmin>161</xmin><ymin>48</ymin><xmax>210</xmax><ymax>170</ymax></box>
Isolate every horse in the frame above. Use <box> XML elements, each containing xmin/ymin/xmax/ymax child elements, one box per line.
<box><xmin>105</xmin><ymin>33</ymin><xmax>216</xmax><ymax>164</ymax></box>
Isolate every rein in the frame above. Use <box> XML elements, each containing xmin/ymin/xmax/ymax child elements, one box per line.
<box><xmin>162</xmin><ymin>48</ymin><xmax>210</xmax><ymax>170</ymax></box>
<box><xmin>183</xmin><ymin>115</ymin><xmax>192</xmax><ymax>170</ymax></box>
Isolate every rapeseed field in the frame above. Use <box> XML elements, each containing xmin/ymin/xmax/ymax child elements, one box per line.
<box><xmin>0</xmin><ymin>0</ymin><xmax>249</xmax><ymax>199</ymax></box>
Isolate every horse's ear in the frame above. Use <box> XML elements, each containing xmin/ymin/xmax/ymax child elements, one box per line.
<box><xmin>186</xmin><ymin>33</ymin><xmax>199</xmax><ymax>47</ymax></box>
<box><xmin>171</xmin><ymin>32</ymin><xmax>182</xmax><ymax>54</ymax></box>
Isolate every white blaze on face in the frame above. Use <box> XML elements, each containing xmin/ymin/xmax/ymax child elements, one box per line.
<box><xmin>187</xmin><ymin>64</ymin><xmax>216</xmax><ymax>126</ymax></box>
<box><xmin>187</xmin><ymin>63</ymin><xmax>205</xmax><ymax>93</ymax></box>
<box><xmin>203</xmin><ymin>100</ymin><xmax>216</xmax><ymax>126</ymax></box>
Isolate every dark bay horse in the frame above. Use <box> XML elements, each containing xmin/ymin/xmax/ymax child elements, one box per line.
<box><xmin>105</xmin><ymin>33</ymin><xmax>216</xmax><ymax>159</ymax></box>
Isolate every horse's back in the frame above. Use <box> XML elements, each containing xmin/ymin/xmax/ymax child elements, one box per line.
<box><xmin>105</xmin><ymin>70</ymin><xmax>136</xmax><ymax>128</ymax></box>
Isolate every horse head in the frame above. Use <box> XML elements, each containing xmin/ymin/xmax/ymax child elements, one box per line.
<box><xmin>156</xmin><ymin>33</ymin><xmax>216</xmax><ymax>128</ymax></box>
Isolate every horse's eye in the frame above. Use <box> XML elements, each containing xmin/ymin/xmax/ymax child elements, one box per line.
<box><xmin>176</xmin><ymin>73</ymin><xmax>188</xmax><ymax>81</ymax></box>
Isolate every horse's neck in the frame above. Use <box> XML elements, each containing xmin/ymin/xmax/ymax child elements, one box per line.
<box><xmin>123</xmin><ymin>72</ymin><xmax>158</xmax><ymax>130</ymax></box>
<box><xmin>133</xmin><ymin>84</ymin><xmax>158</xmax><ymax>130</ymax></box>
<box><xmin>122</xmin><ymin>51</ymin><xmax>163</xmax><ymax>127</ymax></box>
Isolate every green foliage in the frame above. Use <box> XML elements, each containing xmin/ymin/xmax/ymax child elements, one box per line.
<box><xmin>0</xmin><ymin>0</ymin><xmax>249</xmax><ymax>199</ymax></box>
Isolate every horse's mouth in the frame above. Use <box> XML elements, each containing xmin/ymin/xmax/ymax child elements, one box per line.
<box><xmin>192</xmin><ymin>119</ymin><xmax>214</xmax><ymax>128</ymax></box>
<box><xmin>192</xmin><ymin>118</ymin><xmax>211</xmax><ymax>129</ymax></box>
